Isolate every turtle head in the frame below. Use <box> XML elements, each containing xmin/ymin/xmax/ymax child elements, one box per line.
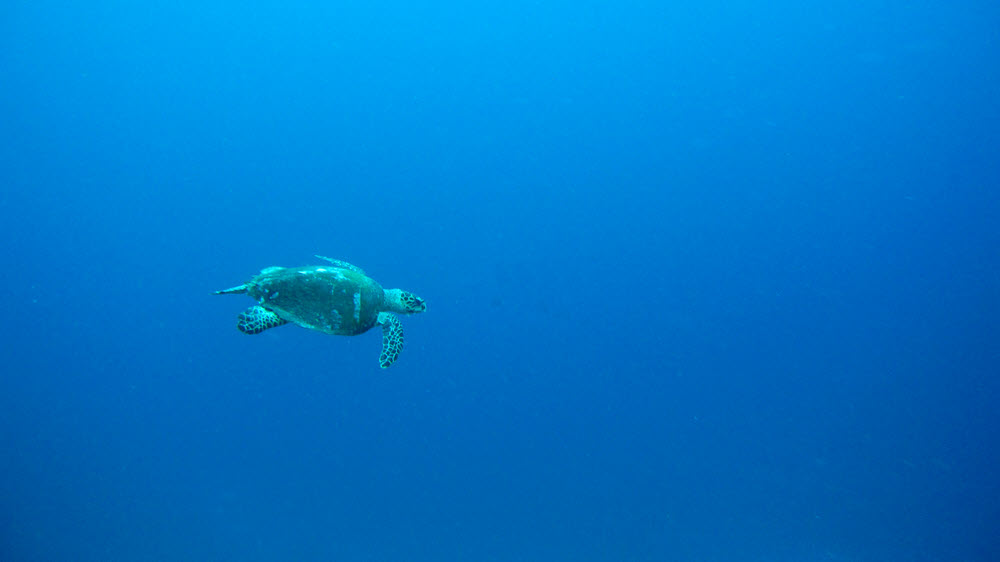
<box><xmin>384</xmin><ymin>289</ymin><xmax>426</xmax><ymax>314</ymax></box>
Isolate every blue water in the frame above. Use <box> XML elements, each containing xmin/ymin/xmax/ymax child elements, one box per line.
<box><xmin>2</xmin><ymin>2</ymin><xmax>997</xmax><ymax>560</ymax></box>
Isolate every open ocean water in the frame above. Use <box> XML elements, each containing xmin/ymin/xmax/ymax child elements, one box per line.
<box><xmin>1</xmin><ymin>2</ymin><xmax>997</xmax><ymax>561</ymax></box>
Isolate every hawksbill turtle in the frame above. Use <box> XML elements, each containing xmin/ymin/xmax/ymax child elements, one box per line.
<box><xmin>214</xmin><ymin>255</ymin><xmax>426</xmax><ymax>368</ymax></box>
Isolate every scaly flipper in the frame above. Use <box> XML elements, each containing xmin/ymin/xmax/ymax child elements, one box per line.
<box><xmin>237</xmin><ymin>306</ymin><xmax>288</xmax><ymax>335</ymax></box>
<box><xmin>314</xmin><ymin>255</ymin><xmax>366</xmax><ymax>275</ymax></box>
<box><xmin>377</xmin><ymin>312</ymin><xmax>404</xmax><ymax>368</ymax></box>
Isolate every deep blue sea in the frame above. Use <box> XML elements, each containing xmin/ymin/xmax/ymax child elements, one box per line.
<box><xmin>1</xmin><ymin>2</ymin><xmax>997</xmax><ymax>560</ymax></box>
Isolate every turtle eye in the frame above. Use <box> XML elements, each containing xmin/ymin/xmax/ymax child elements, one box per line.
<box><xmin>404</xmin><ymin>293</ymin><xmax>426</xmax><ymax>312</ymax></box>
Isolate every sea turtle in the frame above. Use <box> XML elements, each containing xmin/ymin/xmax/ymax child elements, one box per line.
<box><xmin>215</xmin><ymin>255</ymin><xmax>426</xmax><ymax>368</ymax></box>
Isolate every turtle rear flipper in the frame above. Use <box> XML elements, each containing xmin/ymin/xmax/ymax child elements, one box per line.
<box><xmin>237</xmin><ymin>306</ymin><xmax>288</xmax><ymax>335</ymax></box>
<box><xmin>377</xmin><ymin>312</ymin><xmax>404</xmax><ymax>368</ymax></box>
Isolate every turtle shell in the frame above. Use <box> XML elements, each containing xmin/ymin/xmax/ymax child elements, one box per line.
<box><xmin>245</xmin><ymin>266</ymin><xmax>384</xmax><ymax>336</ymax></box>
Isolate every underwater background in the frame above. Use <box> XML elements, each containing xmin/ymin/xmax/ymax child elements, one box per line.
<box><xmin>1</xmin><ymin>1</ymin><xmax>997</xmax><ymax>561</ymax></box>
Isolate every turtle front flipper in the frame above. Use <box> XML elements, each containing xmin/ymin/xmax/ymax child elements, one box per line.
<box><xmin>377</xmin><ymin>312</ymin><xmax>404</xmax><ymax>368</ymax></box>
<box><xmin>314</xmin><ymin>255</ymin><xmax>366</xmax><ymax>275</ymax></box>
<box><xmin>237</xmin><ymin>306</ymin><xmax>288</xmax><ymax>335</ymax></box>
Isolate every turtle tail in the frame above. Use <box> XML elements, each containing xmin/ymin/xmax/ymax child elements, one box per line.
<box><xmin>214</xmin><ymin>284</ymin><xmax>249</xmax><ymax>295</ymax></box>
